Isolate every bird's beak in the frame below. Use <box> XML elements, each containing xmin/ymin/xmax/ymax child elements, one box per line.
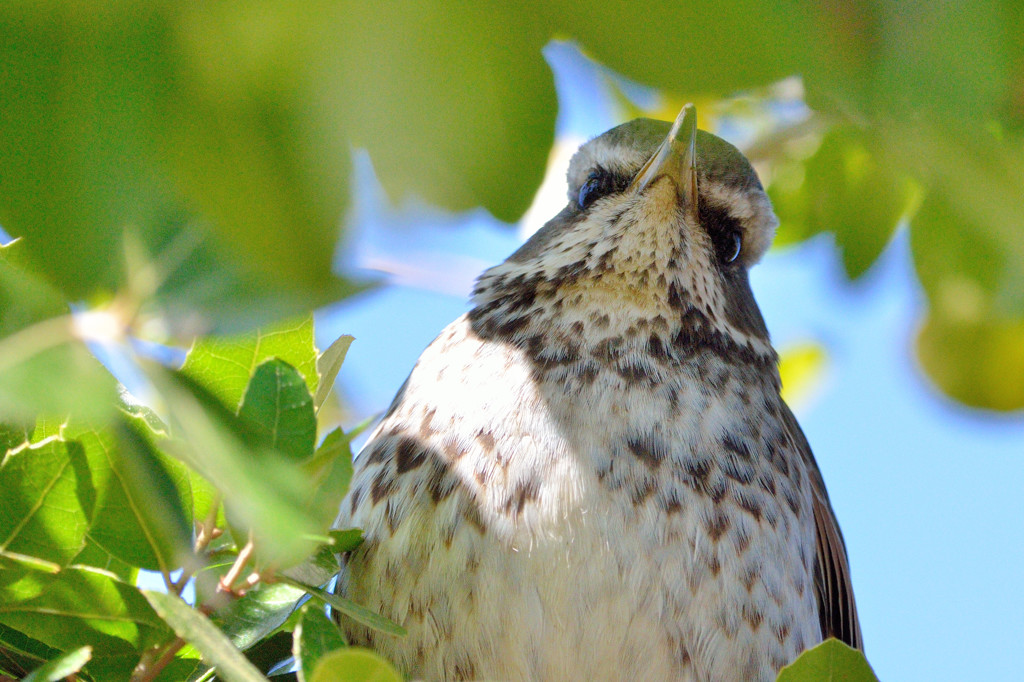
<box><xmin>629</xmin><ymin>103</ymin><xmax>699</xmax><ymax>221</ymax></box>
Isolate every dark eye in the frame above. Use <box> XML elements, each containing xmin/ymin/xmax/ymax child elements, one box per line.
<box><xmin>722</xmin><ymin>232</ymin><xmax>742</xmax><ymax>264</ymax></box>
<box><xmin>577</xmin><ymin>173</ymin><xmax>605</xmax><ymax>209</ymax></box>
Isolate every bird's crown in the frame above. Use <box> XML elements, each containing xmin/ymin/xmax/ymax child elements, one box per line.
<box><xmin>472</xmin><ymin>106</ymin><xmax>778</xmax><ymax>365</ymax></box>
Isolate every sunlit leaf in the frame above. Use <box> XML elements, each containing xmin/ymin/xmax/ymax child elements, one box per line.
<box><xmin>239</xmin><ymin>359</ymin><xmax>316</xmax><ymax>462</ymax></box>
<box><xmin>778</xmin><ymin>342</ymin><xmax>829</xmax><ymax>411</ymax></box>
<box><xmin>71</xmin><ymin>537</ymin><xmax>138</xmax><ymax>584</ymax></box>
<box><xmin>57</xmin><ymin>413</ymin><xmax>194</xmax><ymax>574</ymax></box>
<box><xmin>182</xmin><ymin>316</ymin><xmax>319</xmax><ymax>413</ymax></box>
<box><xmin>309</xmin><ymin>647</ymin><xmax>401</xmax><ymax>682</ymax></box>
<box><xmin>315</xmin><ymin>335</ymin><xmax>353</xmax><ymax>413</ymax></box>
<box><xmin>0</xmin><ymin>565</ymin><xmax>170</xmax><ymax>681</ymax></box>
<box><xmin>304</xmin><ymin>428</ymin><xmax>355</xmax><ymax>528</ymax></box>
<box><xmin>143</xmin><ymin>590</ymin><xmax>268</xmax><ymax>682</ymax></box>
<box><xmin>294</xmin><ymin>605</ymin><xmax>346</xmax><ymax>682</ymax></box>
<box><xmin>776</xmin><ymin>638</ymin><xmax>877</xmax><ymax>682</ymax></box>
<box><xmin>0</xmin><ymin>439</ymin><xmax>92</xmax><ymax>565</ymax></box>
<box><xmin>22</xmin><ymin>645</ymin><xmax>91</xmax><ymax>682</ymax></box>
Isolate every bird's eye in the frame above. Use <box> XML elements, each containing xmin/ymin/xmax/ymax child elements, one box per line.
<box><xmin>722</xmin><ymin>232</ymin><xmax>742</xmax><ymax>264</ymax></box>
<box><xmin>577</xmin><ymin>173</ymin><xmax>605</xmax><ymax>209</ymax></box>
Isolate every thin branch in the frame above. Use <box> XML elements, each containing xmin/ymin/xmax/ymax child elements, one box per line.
<box><xmin>131</xmin><ymin>637</ymin><xmax>186</xmax><ymax>682</ymax></box>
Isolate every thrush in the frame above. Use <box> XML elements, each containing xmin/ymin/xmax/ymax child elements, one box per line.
<box><xmin>334</xmin><ymin>105</ymin><xmax>861</xmax><ymax>681</ymax></box>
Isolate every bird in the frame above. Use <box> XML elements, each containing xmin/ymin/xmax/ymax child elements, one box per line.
<box><xmin>334</xmin><ymin>104</ymin><xmax>861</xmax><ymax>681</ymax></box>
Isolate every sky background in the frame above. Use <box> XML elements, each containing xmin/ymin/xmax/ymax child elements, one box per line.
<box><xmin>316</xmin><ymin>43</ymin><xmax>1024</xmax><ymax>681</ymax></box>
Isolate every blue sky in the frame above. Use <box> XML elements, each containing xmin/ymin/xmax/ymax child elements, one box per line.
<box><xmin>318</xmin><ymin>42</ymin><xmax>1024</xmax><ymax>681</ymax></box>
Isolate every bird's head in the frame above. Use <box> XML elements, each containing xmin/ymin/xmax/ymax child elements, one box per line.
<box><xmin>473</xmin><ymin>105</ymin><xmax>778</xmax><ymax>364</ymax></box>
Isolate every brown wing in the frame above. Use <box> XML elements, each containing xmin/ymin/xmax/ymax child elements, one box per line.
<box><xmin>780</xmin><ymin>403</ymin><xmax>863</xmax><ymax>650</ymax></box>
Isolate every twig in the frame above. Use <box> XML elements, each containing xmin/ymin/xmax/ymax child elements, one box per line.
<box><xmin>130</xmin><ymin>637</ymin><xmax>185</xmax><ymax>682</ymax></box>
<box><xmin>218</xmin><ymin>538</ymin><xmax>255</xmax><ymax>594</ymax></box>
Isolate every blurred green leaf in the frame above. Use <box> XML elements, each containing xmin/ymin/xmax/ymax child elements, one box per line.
<box><xmin>0</xmin><ymin>439</ymin><xmax>92</xmax><ymax>565</ymax></box>
<box><xmin>281</xmin><ymin>546</ymin><xmax>339</xmax><ymax>590</ymax></box>
<box><xmin>330</xmin><ymin>2</ymin><xmax>555</xmax><ymax>221</ymax></box>
<box><xmin>547</xmin><ymin>0</ymin><xmax>816</xmax><ymax>97</ymax></box>
<box><xmin>327</xmin><ymin>529</ymin><xmax>363</xmax><ymax>555</ymax></box>
<box><xmin>0</xmin><ymin>4</ymin><xmax>353</xmax><ymax>311</ymax></box>
<box><xmin>182</xmin><ymin>316</ymin><xmax>318</xmax><ymax>412</ymax></box>
<box><xmin>778</xmin><ymin>342</ymin><xmax>829</xmax><ymax>412</ymax></box>
<box><xmin>240</xmin><ymin>360</ymin><xmax>317</xmax><ymax>462</ymax></box>
<box><xmin>908</xmin><ymin>135</ymin><xmax>1024</xmax><ymax>318</ymax></box>
<box><xmin>0</xmin><ymin>246</ymin><xmax>119</xmax><ymax>424</ymax></box>
<box><xmin>22</xmin><ymin>645</ymin><xmax>91</xmax><ymax>682</ymax></box>
<box><xmin>309</xmin><ymin>647</ymin><xmax>401</xmax><ymax>682</ymax></box>
<box><xmin>775</xmin><ymin>638</ymin><xmax>877</xmax><ymax>681</ymax></box>
<box><xmin>143</xmin><ymin>590</ymin><xmax>269</xmax><ymax>682</ymax></box>
<box><xmin>294</xmin><ymin>605</ymin><xmax>346</xmax><ymax>682</ymax></box>
<box><xmin>280</xmin><ymin>578</ymin><xmax>405</xmax><ymax>638</ymax></box>
<box><xmin>0</xmin><ymin>565</ymin><xmax>170</xmax><ymax>681</ymax></box>
<box><xmin>917</xmin><ymin>312</ymin><xmax>1024</xmax><ymax>411</ymax></box>
<box><xmin>770</xmin><ymin>126</ymin><xmax>915</xmax><ymax>279</ymax></box>
<box><xmin>304</xmin><ymin>428</ymin><xmax>354</xmax><ymax>528</ymax></box>
<box><xmin>315</xmin><ymin>335</ymin><xmax>353</xmax><ymax>413</ymax></box>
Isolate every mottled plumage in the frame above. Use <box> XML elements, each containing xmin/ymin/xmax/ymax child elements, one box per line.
<box><xmin>335</xmin><ymin>107</ymin><xmax>861</xmax><ymax>681</ymax></box>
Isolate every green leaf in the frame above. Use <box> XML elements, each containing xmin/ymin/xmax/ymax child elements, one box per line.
<box><xmin>239</xmin><ymin>359</ymin><xmax>317</xmax><ymax>462</ymax></box>
<box><xmin>0</xmin><ymin>438</ymin><xmax>92</xmax><ymax>565</ymax></box>
<box><xmin>294</xmin><ymin>605</ymin><xmax>347</xmax><ymax>682</ymax></box>
<box><xmin>182</xmin><ymin>316</ymin><xmax>319</xmax><ymax>413</ymax></box>
<box><xmin>0</xmin><ymin>6</ymin><xmax>352</xmax><ymax>309</ymax></box>
<box><xmin>22</xmin><ymin>646</ymin><xmax>91</xmax><ymax>682</ymax></box>
<box><xmin>71</xmin><ymin>537</ymin><xmax>138</xmax><ymax>584</ymax></box>
<box><xmin>214</xmin><ymin>582</ymin><xmax>307</xmax><ymax>653</ymax></box>
<box><xmin>327</xmin><ymin>529</ymin><xmax>364</xmax><ymax>554</ymax></box>
<box><xmin>0</xmin><ymin>421</ymin><xmax>31</xmax><ymax>453</ymax></box>
<box><xmin>916</xmin><ymin>312</ymin><xmax>1024</xmax><ymax>411</ymax></box>
<box><xmin>330</xmin><ymin>2</ymin><xmax>555</xmax><ymax>221</ymax></box>
<box><xmin>143</xmin><ymin>590</ymin><xmax>268</xmax><ymax>682</ymax></box>
<box><xmin>279</xmin><ymin>578</ymin><xmax>405</xmax><ymax>638</ymax></box>
<box><xmin>309</xmin><ymin>647</ymin><xmax>401</xmax><ymax>682</ymax></box>
<box><xmin>315</xmin><ymin>335</ymin><xmax>353</xmax><ymax>412</ymax></box>
<box><xmin>148</xmin><ymin>367</ymin><xmax>320</xmax><ymax>565</ymax></box>
<box><xmin>244</xmin><ymin>630</ymin><xmax>295</xmax><ymax>676</ymax></box>
<box><xmin>776</xmin><ymin>638</ymin><xmax>878</xmax><ymax>682</ymax></box>
<box><xmin>304</xmin><ymin>428</ymin><xmax>355</xmax><ymax>527</ymax></box>
<box><xmin>550</xmin><ymin>1</ymin><xmax>816</xmax><ymax>97</ymax></box>
<box><xmin>0</xmin><ymin>565</ymin><xmax>170</xmax><ymax>681</ymax></box>
<box><xmin>61</xmin><ymin>413</ymin><xmax>194</xmax><ymax>574</ymax></box>
<box><xmin>769</xmin><ymin>126</ymin><xmax>915</xmax><ymax>279</ymax></box>
<box><xmin>0</xmin><ymin>623</ymin><xmax>66</xmax><ymax>681</ymax></box>
<box><xmin>281</xmin><ymin>546</ymin><xmax>339</xmax><ymax>590</ymax></box>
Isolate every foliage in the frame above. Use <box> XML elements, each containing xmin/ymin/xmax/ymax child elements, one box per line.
<box><xmin>0</xmin><ymin>319</ymin><xmax>400</xmax><ymax>680</ymax></box>
<box><xmin>1</xmin><ymin>1</ymin><xmax>1020</xmax><ymax>679</ymax></box>
<box><xmin>777</xmin><ymin>639</ymin><xmax>878</xmax><ymax>682</ymax></box>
